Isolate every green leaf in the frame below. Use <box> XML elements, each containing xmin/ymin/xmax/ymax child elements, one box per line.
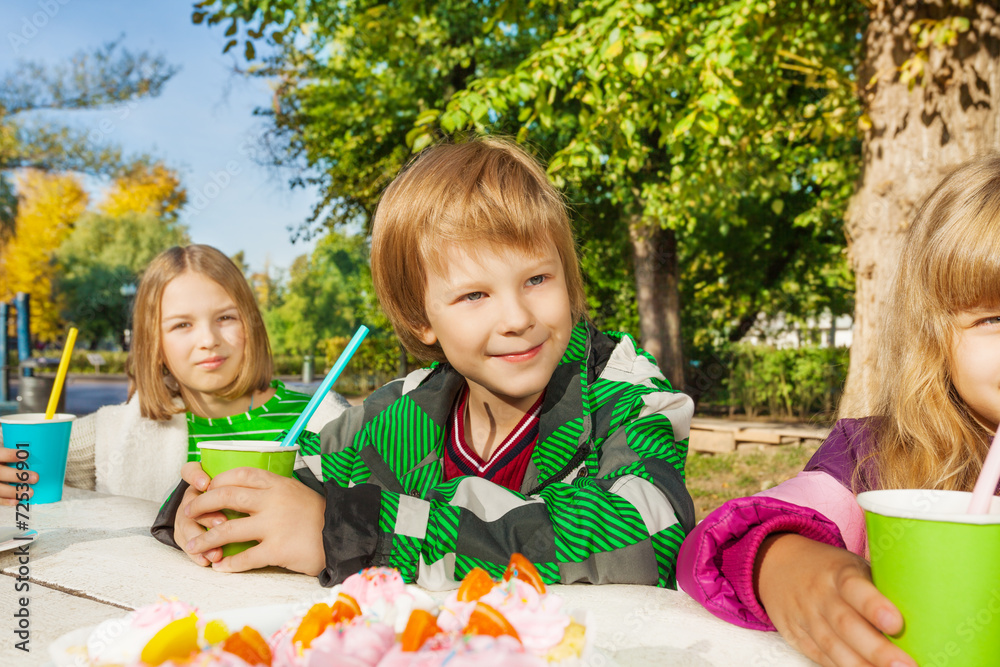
<box><xmin>673</xmin><ymin>111</ymin><xmax>698</xmax><ymax>137</ymax></box>
<box><xmin>605</xmin><ymin>40</ymin><xmax>624</xmax><ymax>59</ymax></box>
<box><xmin>624</xmin><ymin>52</ymin><xmax>649</xmax><ymax>78</ymax></box>
<box><xmin>697</xmin><ymin>112</ymin><xmax>719</xmax><ymax>135</ymax></box>
<box><xmin>411</xmin><ymin>132</ymin><xmax>434</xmax><ymax>153</ymax></box>
<box><xmin>621</xmin><ymin>118</ymin><xmax>636</xmax><ymax>140</ymax></box>
<box><xmin>192</xmin><ymin>11</ymin><xmax>206</xmax><ymax>25</ymax></box>
<box><xmin>771</xmin><ymin>199</ymin><xmax>785</xmax><ymax>215</ymax></box>
<box><xmin>222</xmin><ymin>39</ymin><xmax>237</xmax><ymax>54</ymax></box>
<box><xmin>244</xmin><ymin>40</ymin><xmax>256</xmax><ymax>61</ymax></box>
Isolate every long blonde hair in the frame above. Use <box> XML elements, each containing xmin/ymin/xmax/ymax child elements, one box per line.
<box><xmin>863</xmin><ymin>155</ymin><xmax>1000</xmax><ymax>491</ymax></box>
<box><xmin>370</xmin><ymin>137</ymin><xmax>587</xmax><ymax>362</ymax></box>
<box><xmin>128</xmin><ymin>244</ymin><xmax>273</xmax><ymax>420</ymax></box>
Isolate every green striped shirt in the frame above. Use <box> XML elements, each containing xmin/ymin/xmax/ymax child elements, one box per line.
<box><xmin>185</xmin><ymin>380</ymin><xmax>310</xmax><ymax>462</ymax></box>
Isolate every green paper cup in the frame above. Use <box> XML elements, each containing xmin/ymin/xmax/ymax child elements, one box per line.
<box><xmin>198</xmin><ymin>441</ymin><xmax>300</xmax><ymax>558</ymax></box>
<box><xmin>858</xmin><ymin>489</ymin><xmax>1000</xmax><ymax>666</ymax></box>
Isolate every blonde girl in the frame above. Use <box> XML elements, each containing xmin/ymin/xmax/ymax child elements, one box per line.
<box><xmin>677</xmin><ymin>154</ymin><xmax>1000</xmax><ymax>667</ymax></box>
<box><xmin>0</xmin><ymin>245</ymin><xmax>347</xmax><ymax>506</ymax></box>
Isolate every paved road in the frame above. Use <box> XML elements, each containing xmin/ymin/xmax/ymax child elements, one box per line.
<box><xmin>5</xmin><ymin>376</ymin><xmax>361</xmax><ymax>417</ymax></box>
<box><xmin>8</xmin><ymin>376</ymin><xmax>128</xmax><ymax>417</ymax></box>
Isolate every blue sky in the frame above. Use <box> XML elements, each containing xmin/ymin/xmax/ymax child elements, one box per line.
<box><xmin>1</xmin><ymin>0</ymin><xmax>320</xmax><ymax>274</ymax></box>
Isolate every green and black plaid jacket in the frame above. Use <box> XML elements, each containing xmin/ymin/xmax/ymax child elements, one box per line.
<box><xmin>299</xmin><ymin>322</ymin><xmax>696</xmax><ymax>590</ymax></box>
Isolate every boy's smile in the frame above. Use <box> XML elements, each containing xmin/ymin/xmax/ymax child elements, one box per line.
<box><xmin>419</xmin><ymin>240</ymin><xmax>574</xmax><ymax>420</ymax></box>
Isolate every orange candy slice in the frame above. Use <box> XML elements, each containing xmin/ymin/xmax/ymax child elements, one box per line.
<box><xmin>291</xmin><ymin>603</ymin><xmax>332</xmax><ymax>649</ymax></box>
<box><xmin>222</xmin><ymin>626</ymin><xmax>272</xmax><ymax>666</ymax></box>
<box><xmin>463</xmin><ymin>601</ymin><xmax>520</xmax><ymax>642</ymax></box>
<box><xmin>456</xmin><ymin>567</ymin><xmax>496</xmax><ymax>602</ymax></box>
<box><xmin>504</xmin><ymin>553</ymin><xmax>546</xmax><ymax>594</ymax></box>
<box><xmin>400</xmin><ymin>609</ymin><xmax>441</xmax><ymax>652</ymax></box>
<box><xmin>330</xmin><ymin>593</ymin><xmax>361</xmax><ymax>624</ymax></box>
<box><xmin>140</xmin><ymin>614</ymin><xmax>199</xmax><ymax>666</ymax></box>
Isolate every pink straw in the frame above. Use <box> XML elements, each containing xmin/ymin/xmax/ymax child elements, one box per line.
<box><xmin>968</xmin><ymin>426</ymin><xmax>1000</xmax><ymax>514</ymax></box>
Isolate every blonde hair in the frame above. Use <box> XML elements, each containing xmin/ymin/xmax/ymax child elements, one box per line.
<box><xmin>370</xmin><ymin>137</ymin><xmax>587</xmax><ymax>361</ymax></box>
<box><xmin>861</xmin><ymin>154</ymin><xmax>1000</xmax><ymax>491</ymax></box>
<box><xmin>128</xmin><ymin>244</ymin><xmax>273</xmax><ymax>420</ymax></box>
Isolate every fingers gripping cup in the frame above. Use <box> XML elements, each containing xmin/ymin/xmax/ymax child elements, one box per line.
<box><xmin>197</xmin><ymin>441</ymin><xmax>300</xmax><ymax>558</ymax></box>
<box><xmin>858</xmin><ymin>489</ymin><xmax>1000</xmax><ymax>666</ymax></box>
<box><xmin>1</xmin><ymin>413</ymin><xmax>75</xmax><ymax>504</ymax></box>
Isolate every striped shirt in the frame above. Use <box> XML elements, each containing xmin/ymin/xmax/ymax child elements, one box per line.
<box><xmin>185</xmin><ymin>380</ymin><xmax>311</xmax><ymax>461</ymax></box>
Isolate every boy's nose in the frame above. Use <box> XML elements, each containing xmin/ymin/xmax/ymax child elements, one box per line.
<box><xmin>499</xmin><ymin>296</ymin><xmax>534</xmax><ymax>335</ymax></box>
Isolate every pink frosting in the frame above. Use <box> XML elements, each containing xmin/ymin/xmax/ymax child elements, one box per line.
<box><xmin>337</xmin><ymin>568</ymin><xmax>435</xmax><ymax>632</ymax></box>
<box><xmin>376</xmin><ymin>634</ymin><xmax>546</xmax><ymax>667</ymax></box>
<box><xmin>269</xmin><ymin>612</ymin><xmax>395</xmax><ymax>667</ymax></box>
<box><xmin>340</xmin><ymin>567</ymin><xmax>409</xmax><ymax>605</ymax></box>
<box><xmin>438</xmin><ymin>579</ymin><xmax>570</xmax><ymax>655</ymax></box>
<box><xmin>306</xmin><ymin>617</ymin><xmax>395</xmax><ymax>667</ymax></box>
<box><xmin>160</xmin><ymin>644</ymin><xmax>253</xmax><ymax>667</ymax></box>
<box><xmin>131</xmin><ymin>600</ymin><xmax>199</xmax><ymax>628</ymax></box>
<box><xmin>268</xmin><ymin>617</ymin><xmax>305</xmax><ymax>667</ymax></box>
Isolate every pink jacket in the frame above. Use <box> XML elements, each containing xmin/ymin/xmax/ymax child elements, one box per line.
<box><xmin>677</xmin><ymin>419</ymin><xmax>873</xmax><ymax>631</ymax></box>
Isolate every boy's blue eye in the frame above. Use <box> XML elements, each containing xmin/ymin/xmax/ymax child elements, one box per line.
<box><xmin>463</xmin><ymin>292</ymin><xmax>483</xmax><ymax>302</ymax></box>
<box><xmin>527</xmin><ymin>275</ymin><xmax>545</xmax><ymax>286</ymax></box>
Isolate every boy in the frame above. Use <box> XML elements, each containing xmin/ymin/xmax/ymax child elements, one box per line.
<box><xmin>155</xmin><ymin>138</ymin><xmax>696</xmax><ymax>589</ymax></box>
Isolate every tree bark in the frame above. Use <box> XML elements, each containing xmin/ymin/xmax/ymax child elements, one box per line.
<box><xmin>630</xmin><ymin>218</ymin><xmax>685</xmax><ymax>389</ymax></box>
<box><xmin>841</xmin><ymin>1</ymin><xmax>1000</xmax><ymax>416</ymax></box>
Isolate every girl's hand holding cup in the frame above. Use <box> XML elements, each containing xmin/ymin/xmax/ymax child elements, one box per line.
<box><xmin>756</xmin><ymin>533</ymin><xmax>915</xmax><ymax>667</ymax></box>
<box><xmin>0</xmin><ymin>446</ymin><xmax>36</xmax><ymax>506</ymax></box>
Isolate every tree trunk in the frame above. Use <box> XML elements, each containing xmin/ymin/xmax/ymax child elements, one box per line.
<box><xmin>630</xmin><ymin>218</ymin><xmax>685</xmax><ymax>389</ymax></box>
<box><xmin>841</xmin><ymin>1</ymin><xmax>1000</xmax><ymax>416</ymax></box>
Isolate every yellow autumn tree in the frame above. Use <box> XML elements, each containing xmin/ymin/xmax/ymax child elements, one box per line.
<box><xmin>99</xmin><ymin>161</ymin><xmax>187</xmax><ymax>219</ymax></box>
<box><xmin>0</xmin><ymin>170</ymin><xmax>88</xmax><ymax>341</ymax></box>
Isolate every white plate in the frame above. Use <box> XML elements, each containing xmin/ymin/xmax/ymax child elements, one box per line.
<box><xmin>0</xmin><ymin>526</ymin><xmax>38</xmax><ymax>552</ymax></box>
<box><xmin>49</xmin><ymin>602</ymin><xmax>298</xmax><ymax>667</ymax></box>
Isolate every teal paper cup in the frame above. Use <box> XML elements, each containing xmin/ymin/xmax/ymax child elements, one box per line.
<box><xmin>197</xmin><ymin>441</ymin><xmax>300</xmax><ymax>558</ymax></box>
<box><xmin>858</xmin><ymin>489</ymin><xmax>1000</xmax><ymax>666</ymax></box>
<box><xmin>0</xmin><ymin>413</ymin><xmax>75</xmax><ymax>505</ymax></box>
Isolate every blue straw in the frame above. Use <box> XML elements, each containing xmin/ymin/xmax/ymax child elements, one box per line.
<box><xmin>280</xmin><ymin>325</ymin><xmax>369</xmax><ymax>447</ymax></box>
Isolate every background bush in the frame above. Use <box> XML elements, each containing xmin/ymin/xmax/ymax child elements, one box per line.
<box><xmin>691</xmin><ymin>343</ymin><xmax>848</xmax><ymax>422</ymax></box>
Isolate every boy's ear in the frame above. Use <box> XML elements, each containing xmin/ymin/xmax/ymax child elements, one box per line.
<box><xmin>417</xmin><ymin>325</ymin><xmax>437</xmax><ymax>346</ymax></box>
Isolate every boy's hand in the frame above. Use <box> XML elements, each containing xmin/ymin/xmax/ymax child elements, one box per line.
<box><xmin>174</xmin><ymin>462</ymin><xmax>227</xmax><ymax>566</ymax></box>
<box><xmin>756</xmin><ymin>533</ymin><xmax>916</xmax><ymax>667</ymax></box>
<box><xmin>181</xmin><ymin>467</ymin><xmax>326</xmax><ymax>576</ymax></box>
<box><xmin>0</xmin><ymin>446</ymin><xmax>36</xmax><ymax>506</ymax></box>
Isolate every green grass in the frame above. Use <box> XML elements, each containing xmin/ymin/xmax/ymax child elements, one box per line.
<box><xmin>685</xmin><ymin>444</ymin><xmax>819</xmax><ymax>521</ymax></box>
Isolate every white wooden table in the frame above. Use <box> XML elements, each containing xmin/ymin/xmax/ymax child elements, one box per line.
<box><xmin>0</xmin><ymin>487</ymin><xmax>813</xmax><ymax>666</ymax></box>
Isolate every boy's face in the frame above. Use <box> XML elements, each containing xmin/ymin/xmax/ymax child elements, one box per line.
<box><xmin>419</xmin><ymin>240</ymin><xmax>574</xmax><ymax>412</ymax></box>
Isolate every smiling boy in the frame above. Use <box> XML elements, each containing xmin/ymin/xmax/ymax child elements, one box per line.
<box><xmin>160</xmin><ymin>138</ymin><xmax>696</xmax><ymax>589</ymax></box>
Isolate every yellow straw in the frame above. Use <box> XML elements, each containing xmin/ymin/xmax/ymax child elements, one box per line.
<box><xmin>45</xmin><ymin>327</ymin><xmax>78</xmax><ymax>419</ymax></box>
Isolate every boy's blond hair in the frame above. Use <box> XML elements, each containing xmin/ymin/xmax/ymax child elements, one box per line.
<box><xmin>857</xmin><ymin>154</ymin><xmax>1000</xmax><ymax>492</ymax></box>
<box><xmin>128</xmin><ymin>244</ymin><xmax>273</xmax><ymax>420</ymax></box>
<box><xmin>371</xmin><ymin>138</ymin><xmax>587</xmax><ymax>362</ymax></box>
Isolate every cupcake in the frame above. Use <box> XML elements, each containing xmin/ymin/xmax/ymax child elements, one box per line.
<box><xmin>86</xmin><ymin>599</ymin><xmax>200</xmax><ymax>666</ymax></box>
<box><xmin>436</xmin><ymin>555</ymin><xmax>586</xmax><ymax>662</ymax></box>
